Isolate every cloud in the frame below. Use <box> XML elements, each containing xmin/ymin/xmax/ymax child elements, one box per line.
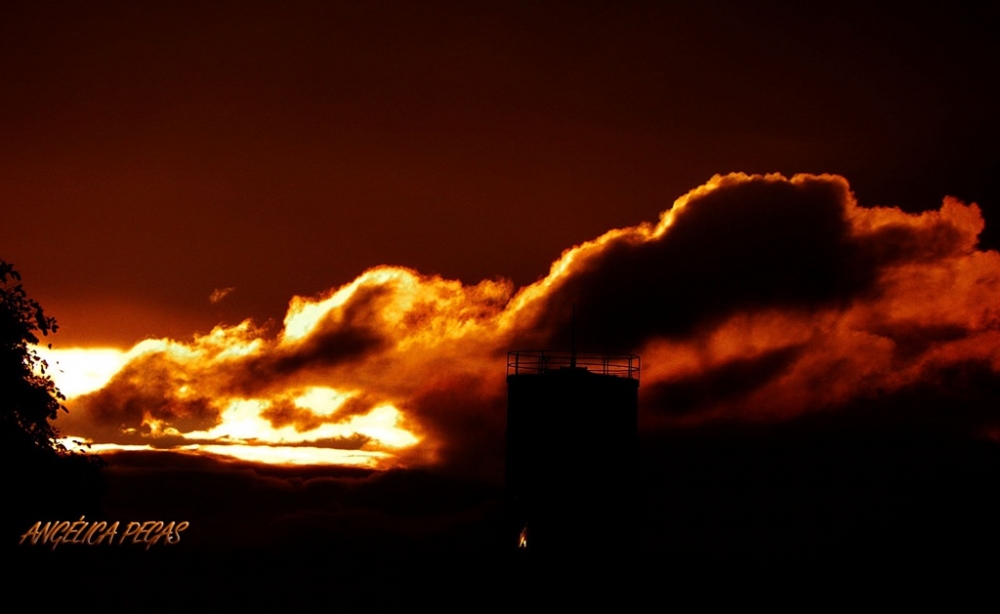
<box><xmin>517</xmin><ymin>174</ymin><xmax>868</xmax><ymax>350</ymax></box>
<box><xmin>210</xmin><ymin>287</ymin><xmax>236</xmax><ymax>304</ymax></box>
<box><xmin>57</xmin><ymin>173</ymin><xmax>1000</xmax><ymax>469</ymax></box>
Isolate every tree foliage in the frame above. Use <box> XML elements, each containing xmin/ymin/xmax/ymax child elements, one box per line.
<box><xmin>0</xmin><ymin>260</ymin><xmax>68</xmax><ymax>457</ymax></box>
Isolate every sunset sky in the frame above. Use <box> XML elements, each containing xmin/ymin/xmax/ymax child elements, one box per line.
<box><xmin>4</xmin><ymin>1</ymin><xmax>999</xmax><ymax>582</ymax></box>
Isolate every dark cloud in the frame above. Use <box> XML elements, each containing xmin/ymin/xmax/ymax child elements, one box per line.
<box><xmin>75</xmin><ymin>450</ymin><xmax>503</xmax><ymax>554</ymax></box>
<box><xmin>251</xmin><ymin>283</ymin><xmax>393</xmax><ymax>382</ymax></box>
<box><xmin>260</xmin><ymin>397</ymin><xmax>323</xmax><ymax>431</ymax></box>
<box><xmin>73</xmin><ymin>353</ymin><xmax>221</xmax><ymax>431</ymax></box>
<box><xmin>644</xmin><ymin>344</ymin><xmax>805</xmax><ymax>416</ymax></box>
<box><xmin>404</xmin><ymin>375</ymin><xmax>508</xmax><ymax>476</ymax></box>
<box><xmin>527</xmin><ymin>175</ymin><xmax>868</xmax><ymax>350</ymax></box>
<box><xmin>857</xmin><ymin>219</ymin><xmax>971</xmax><ymax>267</ymax></box>
<box><xmin>867</xmin><ymin>322</ymin><xmax>971</xmax><ymax>363</ymax></box>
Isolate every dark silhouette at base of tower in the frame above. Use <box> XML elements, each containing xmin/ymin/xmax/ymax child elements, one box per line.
<box><xmin>505</xmin><ymin>350</ymin><xmax>639</xmax><ymax>556</ymax></box>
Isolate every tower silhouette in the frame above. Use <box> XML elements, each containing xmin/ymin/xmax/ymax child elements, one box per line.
<box><xmin>505</xmin><ymin>349</ymin><xmax>639</xmax><ymax>554</ymax></box>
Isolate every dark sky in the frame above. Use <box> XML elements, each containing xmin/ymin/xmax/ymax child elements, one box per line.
<box><xmin>2</xmin><ymin>0</ymin><xmax>996</xmax><ymax>346</ymax></box>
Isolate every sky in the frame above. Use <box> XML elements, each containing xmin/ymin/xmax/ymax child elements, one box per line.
<box><xmin>4</xmin><ymin>1</ymin><xmax>996</xmax><ymax>347</ymax></box>
<box><xmin>4</xmin><ymin>0</ymin><xmax>999</xmax><ymax>586</ymax></box>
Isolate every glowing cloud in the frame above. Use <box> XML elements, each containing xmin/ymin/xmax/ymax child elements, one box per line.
<box><xmin>210</xmin><ymin>287</ymin><xmax>236</xmax><ymax>304</ymax></box>
<box><xmin>50</xmin><ymin>174</ymin><xmax>1000</xmax><ymax>468</ymax></box>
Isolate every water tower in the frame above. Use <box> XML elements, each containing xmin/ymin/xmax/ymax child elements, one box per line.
<box><xmin>506</xmin><ymin>349</ymin><xmax>639</xmax><ymax>554</ymax></box>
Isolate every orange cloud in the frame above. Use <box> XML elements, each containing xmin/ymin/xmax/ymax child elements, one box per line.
<box><xmin>209</xmin><ymin>287</ymin><xmax>235</xmax><ymax>304</ymax></box>
<box><xmin>53</xmin><ymin>173</ymin><xmax>1000</xmax><ymax>468</ymax></box>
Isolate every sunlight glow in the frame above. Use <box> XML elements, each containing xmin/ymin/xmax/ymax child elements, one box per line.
<box><xmin>57</xmin><ymin>438</ymin><xmax>390</xmax><ymax>467</ymax></box>
<box><xmin>294</xmin><ymin>386</ymin><xmax>355</xmax><ymax>416</ymax></box>
<box><xmin>35</xmin><ymin>347</ymin><xmax>130</xmax><ymax>398</ymax></box>
<box><xmin>182</xmin><ymin>444</ymin><xmax>391</xmax><ymax>467</ymax></box>
<box><xmin>181</xmin><ymin>397</ymin><xmax>418</xmax><ymax>449</ymax></box>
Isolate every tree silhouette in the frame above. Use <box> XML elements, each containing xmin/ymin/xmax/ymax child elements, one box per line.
<box><xmin>2</xmin><ymin>260</ymin><xmax>67</xmax><ymax>456</ymax></box>
<box><xmin>2</xmin><ymin>260</ymin><xmax>104</xmax><ymax>538</ymax></box>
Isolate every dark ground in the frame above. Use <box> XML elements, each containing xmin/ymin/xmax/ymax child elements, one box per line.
<box><xmin>8</xmin><ymin>422</ymin><xmax>999</xmax><ymax>605</ymax></box>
